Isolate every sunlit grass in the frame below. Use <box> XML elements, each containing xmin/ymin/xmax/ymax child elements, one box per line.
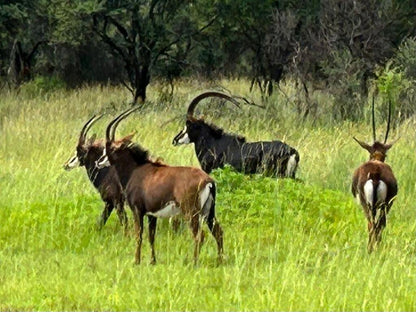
<box><xmin>0</xmin><ymin>80</ymin><xmax>415</xmax><ymax>311</ymax></box>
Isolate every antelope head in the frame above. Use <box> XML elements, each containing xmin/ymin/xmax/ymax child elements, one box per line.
<box><xmin>353</xmin><ymin>98</ymin><xmax>398</xmax><ymax>162</ymax></box>
<box><xmin>64</xmin><ymin>114</ymin><xmax>103</xmax><ymax>170</ymax></box>
<box><xmin>172</xmin><ymin>91</ymin><xmax>241</xmax><ymax>146</ymax></box>
<box><xmin>96</xmin><ymin>107</ymin><xmax>141</xmax><ymax>170</ymax></box>
<box><xmin>352</xmin><ymin>139</ymin><xmax>396</xmax><ymax>163</ymax></box>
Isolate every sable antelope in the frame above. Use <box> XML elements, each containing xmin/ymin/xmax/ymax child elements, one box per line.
<box><xmin>64</xmin><ymin>115</ymin><xmax>127</xmax><ymax>232</ymax></box>
<box><xmin>96</xmin><ymin>108</ymin><xmax>224</xmax><ymax>265</ymax></box>
<box><xmin>172</xmin><ymin>91</ymin><xmax>300</xmax><ymax>178</ymax></box>
<box><xmin>351</xmin><ymin>99</ymin><xmax>398</xmax><ymax>252</ymax></box>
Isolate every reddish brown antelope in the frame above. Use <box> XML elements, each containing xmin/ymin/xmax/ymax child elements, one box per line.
<box><xmin>351</xmin><ymin>99</ymin><xmax>398</xmax><ymax>252</ymax></box>
<box><xmin>64</xmin><ymin>115</ymin><xmax>127</xmax><ymax>232</ymax></box>
<box><xmin>96</xmin><ymin>108</ymin><xmax>224</xmax><ymax>265</ymax></box>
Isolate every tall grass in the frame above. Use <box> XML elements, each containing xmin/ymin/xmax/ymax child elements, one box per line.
<box><xmin>0</xmin><ymin>80</ymin><xmax>415</xmax><ymax>311</ymax></box>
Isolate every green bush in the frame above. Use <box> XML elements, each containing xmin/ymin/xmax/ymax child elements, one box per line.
<box><xmin>319</xmin><ymin>49</ymin><xmax>365</xmax><ymax>121</ymax></box>
<box><xmin>376</xmin><ymin>39</ymin><xmax>416</xmax><ymax>120</ymax></box>
<box><xmin>20</xmin><ymin>75</ymin><xmax>67</xmax><ymax>97</ymax></box>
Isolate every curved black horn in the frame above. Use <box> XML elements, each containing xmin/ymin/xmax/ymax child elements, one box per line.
<box><xmin>79</xmin><ymin>114</ymin><xmax>104</xmax><ymax>145</ymax></box>
<box><xmin>371</xmin><ymin>96</ymin><xmax>376</xmax><ymax>142</ymax></box>
<box><xmin>186</xmin><ymin>91</ymin><xmax>241</xmax><ymax>118</ymax></box>
<box><xmin>106</xmin><ymin>107</ymin><xmax>140</xmax><ymax>142</ymax></box>
<box><xmin>384</xmin><ymin>98</ymin><xmax>392</xmax><ymax>144</ymax></box>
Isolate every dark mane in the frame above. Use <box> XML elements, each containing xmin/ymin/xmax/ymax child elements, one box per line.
<box><xmin>201</xmin><ymin>119</ymin><xmax>246</xmax><ymax>142</ymax></box>
<box><xmin>127</xmin><ymin>143</ymin><xmax>167</xmax><ymax>167</ymax></box>
<box><xmin>149</xmin><ymin>156</ymin><xmax>167</xmax><ymax>167</ymax></box>
<box><xmin>128</xmin><ymin>143</ymin><xmax>150</xmax><ymax>165</ymax></box>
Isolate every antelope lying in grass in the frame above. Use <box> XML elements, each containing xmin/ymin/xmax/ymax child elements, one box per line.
<box><xmin>64</xmin><ymin>115</ymin><xmax>127</xmax><ymax>232</ymax></box>
<box><xmin>172</xmin><ymin>91</ymin><xmax>299</xmax><ymax>178</ymax></box>
<box><xmin>96</xmin><ymin>108</ymin><xmax>224</xmax><ymax>265</ymax></box>
<box><xmin>351</xmin><ymin>99</ymin><xmax>398</xmax><ymax>252</ymax></box>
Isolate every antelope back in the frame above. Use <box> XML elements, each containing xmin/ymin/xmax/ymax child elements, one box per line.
<box><xmin>352</xmin><ymin>160</ymin><xmax>397</xmax><ymax>207</ymax></box>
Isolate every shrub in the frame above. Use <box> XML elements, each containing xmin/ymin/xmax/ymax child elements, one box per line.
<box><xmin>376</xmin><ymin>38</ymin><xmax>416</xmax><ymax>120</ymax></box>
<box><xmin>20</xmin><ymin>75</ymin><xmax>66</xmax><ymax>97</ymax></box>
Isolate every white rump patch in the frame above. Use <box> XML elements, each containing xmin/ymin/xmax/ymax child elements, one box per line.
<box><xmin>64</xmin><ymin>153</ymin><xmax>79</xmax><ymax>170</ymax></box>
<box><xmin>147</xmin><ymin>201</ymin><xmax>181</xmax><ymax>218</ymax></box>
<box><xmin>199</xmin><ymin>183</ymin><xmax>213</xmax><ymax>220</ymax></box>
<box><xmin>364</xmin><ymin>180</ymin><xmax>374</xmax><ymax>206</ymax></box>
<box><xmin>376</xmin><ymin>181</ymin><xmax>387</xmax><ymax>204</ymax></box>
<box><xmin>285</xmin><ymin>153</ymin><xmax>297</xmax><ymax>177</ymax></box>
<box><xmin>364</xmin><ymin>179</ymin><xmax>388</xmax><ymax>206</ymax></box>
<box><xmin>177</xmin><ymin>126</ymin><xmax>190</xmax><ymax>144</ymax></box>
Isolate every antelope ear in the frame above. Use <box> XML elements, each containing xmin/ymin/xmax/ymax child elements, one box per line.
<box><xmin>87</xmin><ymin>134</ymin><xmax>97</xmax><ymax>145</ymax></box>
<box><xmin>385</xmin><ymin>137</ymin><xmax>400</xmax><ymax>150</ymax></box>
<box><xmin>123</xmin><ymin>131</ymin><xmax>136</xmax><ymax>142</ymax></box>
<box><xmin>353</xmin><ymin>137</ymin><xmax>372</xmax><ymax>152</ymax></box>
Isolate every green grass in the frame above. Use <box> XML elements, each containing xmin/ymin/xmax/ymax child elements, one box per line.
<box><xmin>0</xmin><ymin>81</ymin><xmax>415</xmax><ymax>311</ymax></box>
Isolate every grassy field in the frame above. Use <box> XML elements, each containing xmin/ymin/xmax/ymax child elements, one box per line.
<box><xmin>0</xmin><ymin>80</ymin><xmax>415</xmax><ymax>311</ymax></box>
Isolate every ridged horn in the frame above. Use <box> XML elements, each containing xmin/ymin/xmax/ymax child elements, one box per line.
<box><xmin>371</xmin><ymin>96</ymin><xmax>376</xmax><ymax>142</ymax></box>
<box><xmin>106</xmin><ymin>107</ymin><xmax>140</xmax><ymax>142</ymax></box>
<box><xmin>79</xmin><ymin>114</ymin><xmax>104</xmax><ymax>145</ymax></box>
<box><xmin>186</xmin><ymin>91</ymin><xmax>241</xmax><ymax>118</ymax></box>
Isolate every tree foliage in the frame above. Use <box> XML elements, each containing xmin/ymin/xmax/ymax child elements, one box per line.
<box><xmin>0</xmin><ymin>0</ymin><xmax>49</xmax><ymax>84</ymax></box>
<box><xmin>60</xmin><ymin>0</ymin><xmax>216</xmax><ymax>103</ymax></box>
<box><xmin>0</xmin><ymin>0</ymin><xmax>416</xmax><ymax>115</ymax></box>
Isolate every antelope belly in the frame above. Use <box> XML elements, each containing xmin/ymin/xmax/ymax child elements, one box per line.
<box><xmin>147</xmin><ymin>201</ymin><xmax>181</xmax><ymax>218</ymax></box>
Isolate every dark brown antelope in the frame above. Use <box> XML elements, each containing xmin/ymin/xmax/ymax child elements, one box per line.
<box><xmin>64</xmin><ymin>115</ymin><xmax>127</xmax><ymax>232</ymax></box>
<box><xmin>351</xmin><ymin>98</ymin><xmax>398</xmax><ymax>252</ymax></box>
<box><xmin>172</xmin><ymin>91</ymin><xmax>300</xmax><ymax>178</ymax></box>
<box><xmin>96</xmin><ymin>108</ymin><xmax>224</xmax><ymax>265</ymax></box>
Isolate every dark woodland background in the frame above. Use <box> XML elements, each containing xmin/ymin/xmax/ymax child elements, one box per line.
<box><xmin>2</xmin><ymin>0</ymin><xmax>416</xmax><ymax>119</ymax></box>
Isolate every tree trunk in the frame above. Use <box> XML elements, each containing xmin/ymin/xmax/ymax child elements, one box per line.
<box><xmin>132</xmin><ymin>64</ymin><xmax>150</xmax><ymax>104</ymax></box>
<box><xmin>7</xmin><ymin>39</ymin><xmax>46</xmax><ymax>87</ymax></box>
<box><xmin>7</xmin><ymin>40</ymin><xmax>26</xmax><ymax>87</ymax></box>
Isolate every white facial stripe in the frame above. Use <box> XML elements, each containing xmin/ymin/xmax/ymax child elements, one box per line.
<box><xmin>177</xmin><ymin>132</ymin><xmax>190</xmax><ymax>144</ymax></box>
<box><xmin>96</xmin><ymin>156</ymin><xmax>110</xmax><ymax>168</ymax></box>
<box><xmin>64</xmin><ymin>153</ymin><xmax>80</xmax><ymax>170</ymax></box>
<box><xmin>96</xmin><ymin>148</ymin><xmax>110</xmax><ymax>168</ymax></box>
<box><xmin>173</xmin><ymin>126</ymin><xmax>191</xmax><ymax>145</ymax></box>
<box><xmin>178</xmin><ymin>126</ymin><xmax>190</xmax><ymax>144</ymax></box>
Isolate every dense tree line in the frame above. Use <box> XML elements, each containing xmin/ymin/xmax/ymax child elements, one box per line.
<box><xmin>1</xmin><ymin>0</ymin><xmax>416</xmax><ymax>118</ymax></box>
